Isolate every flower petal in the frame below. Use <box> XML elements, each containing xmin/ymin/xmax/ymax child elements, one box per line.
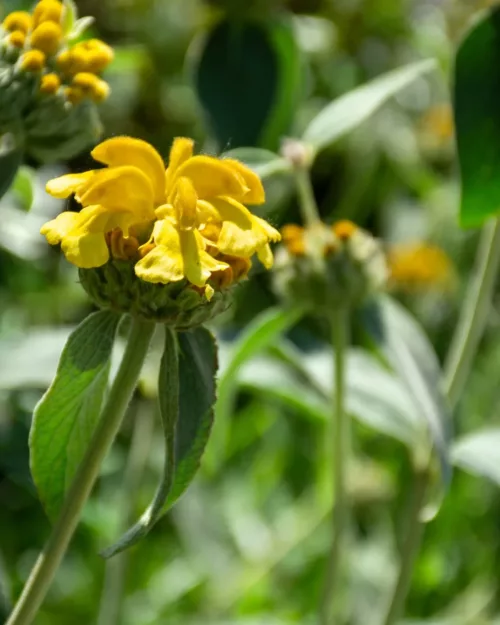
<box><xmin>209</xmin><ymin>197</ymin><xmax>268</xmax><ymax>257</ymax></box>
<box><xmin>135</xmin><ymin>219</ymin><xmax>184</xmax><ymax>283</ymax></box>
<box><xmin>173</xmin><ymin>156</ymin><xmax>248</xmax><ymax>200</ymax></box>
<box><xmin>79</xmin><ymin>166</ymin><xmax>155</xmax><ymax>220</ymax></box>
<box><xmin>61</xmin><ymin>232</ymin><xmax>109</xmax><ymax>268</ymax></box>
<box><xmin>91</xmin><ymin>137</ymin><xmax>166</xmax><ymax>204</ymax></box>
<box><xmin>257</xmin><ymin>243</ymin><xmax>274</xmax><ymax>269</ymax></box>
<box><xmin>180</xmin><ymin>230</ymin><xmax>228</xmax><ymax>287</ymax></box>
<box><xmin>40</xmin><ymin>211</ymin><xmax>80</xmax><ymax>244</ymax></box>
<box><xmin>174</xmin><ymin>177</ymin><xmax>198</xmax><ymax>230</ymax></box>
<box><xmin>252</xmin><ymin>215</ymin><xmax>281</xmax><ymax>242</ymax></box>
<box><xmin>45</xmin><ymin>171</ymin><xmax>95</xmax><ymax>199</ymax></box>
<box><xmin>222</xmin><ymin>159</ymin><xmax>265</xmax><ymax>204</ymax></box>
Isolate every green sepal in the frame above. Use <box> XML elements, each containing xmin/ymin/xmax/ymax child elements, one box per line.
<box><xmin>102</xmin><ymin>326</ymin><xmax>218</xmax><ymax>557</ymax></box>
<box><xmin>30</xmin><ymin>311</ymin><xmax>121</xmax><ymax>520</ymax></box>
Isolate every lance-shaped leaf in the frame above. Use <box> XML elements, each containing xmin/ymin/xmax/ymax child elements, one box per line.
<box><xmin>452</xmin><ymin>429</ymin><xmax>500</xmax><ymax>486</ymax></box>
<box><xmin>303</xmin><ymin>59</ymin><xmax>435</xmax><ymax>154</ymax></box>
<box><xmin>102</xmin><ymin>326</ymin><xmax>217</xmax><ymax>557</ymax></box>
<box><xmin>30</xmin><ymin>311</ymin><xmax>120</xmax><ymax>520</ymax></box>
<box><xmin>454</xmin><ymin>7</ymin><xmax>500</xmax><ymax>227</ymax></box>
<box><xmin>363</xmin><ymin>296</ymin><xmax>453</xmax><ymax>519</ymax></box>
<box><xmin>0</xmin><ymin>134</ymin><xmax>23</xmax><ymax>203</ymax></box>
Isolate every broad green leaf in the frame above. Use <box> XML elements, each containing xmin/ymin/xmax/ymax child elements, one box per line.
<box><xmin>103</xmin><ymin>326</ymin><xmax>217</xmax><ymax>557</ymax></box>
<box><xmin>303</xmin><ymin>59</ymin><xmax>435</xmax><ymax>153</ymax></box>
<box><xmin>454</xmin><ymin>8</ymin><xmax>500</xmax><ymax>226</ymax></box>
<box><xmin>192</xmin><ymin>16</ymin><xmax>302</xmax><ymax>151</ymax></box>
<box><xmin>11</xmin><ymin>166</ymin><xmax>34</xmax><ymax>212</ymax></box>
<box><xmin>0</xmin><ymin>134</ymin><xmax>23</xmax><ymax>203</ymax></box>
<box><xmin>206</xmin><ymin>306</ymin><xmax>303</xmax><ymax>472</ymax></box>
<box><xmin>30</xmin><ymin>311</ymin><xmax>120</xmax><ymax>519</ymax></box>
<box><xmin>452</xmin><ymin>429</ymin><xmax>500</xmax><ymax>486</ymax></box>
<box><xmin>363</xmin><ymin>296</ymin><xmax>452</xmax><ymax>518</ymax></box>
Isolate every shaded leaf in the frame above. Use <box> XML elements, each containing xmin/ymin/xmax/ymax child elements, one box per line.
<box><xmin>30</xmin><ymin>311</ymin><xmax>120</xmax><ymax>519</ymax></box>
<box><xmin>0</xmin><ymin>134</ymin><xmax>23</xmax><ymax>203</ymax></box>
<box><xmin>454</xmin><ymin>8</ymin><xmax>500</xmax><ymax>227</ymax></box>
<box><xmin>103</xmin><ymin>327</ymin><xmax>217</xmax><ymax>557</ymax></box>
<box><xmin>192</xmin><ymin>16</ymin><xmax>301</xmax><ymax>150</ymax></box>
<box><xmin>11</xmin><ymin>166</ymin><xmax>35</xmax><ymax>212</ymax></box>
<box><xmin>303</xmin><ymin>59</ymin><xmax>435</xmax><ymax>153</ymax></box>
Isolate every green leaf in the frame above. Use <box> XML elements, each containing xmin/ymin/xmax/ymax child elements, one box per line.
<box><xmin>30</xmin><ymin>311</ymin><xmax>120</xmax><ymax>520</ymax></box>
<box><xmin>192</xmin><ymin>16</ymin><xmax>302</xmax><ymax>151</ymax></box>
<box><xmin>222</xmin><ymin>147</ymin><xmax>291</xmax><ymax>180</ymax></box>
<box><xmin>454</xmin><ymin>8</ymin><xmax>500</xmax><ymax>227</ymax></box>
<box><xmin>303</xmin><ymin>59</ymin><xmax>435</xmax><ymax>153</ymax></box>
<box><xmin>452</xmin><ymin>429</ymin><xmax>500</xmax><ymax>486</ymax></box>
<box><xmin>205</xmin><ymin>306</ymin><xmax>303</xmax><ymax>473</ymax></box>
<box><xmin>0</xmin><ymin>134</ymin><xmax>23</xmax><ymax>203</ymax></box>
<box><xmin>102</xmin><ymin>326</ymin><xmax>217</xmax><ymax>557</ymax></box>
<box><xmin>62</xmin><ymin>0</ymin><xmax>78</xmax><ymax>36</ymax></box>
<box><xmin>10</xmin><ymin>166</ymin><xmax>34</xmax><ymax>212</ymax></box>
<box><xmin>363</xmin><ymin>296</ymin><xmax>452</xmax><ymax>518</ymax></box>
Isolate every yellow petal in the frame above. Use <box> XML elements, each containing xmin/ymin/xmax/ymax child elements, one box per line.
<box><xmin>173</xmin><ymin>156</ymin><xmax>248</xmax><ymax>200</ymax></box>
<box><xmin>174</xmin><ymin>177</ymin><xmax>198</xmax><ymax>230</ymax></box>
<box><xmin>204</xmin><ymin>284</ymin><xmax>215</xmax><ymax>301</ymax></box>
<box><xmin>210</xmin><ymin>197</ymin><xmax>268</xmax><ymax>257</ymax></box>
<box><xmin>61</xmin><ymin>232</ymin><xmax>110</xmax><ymax>268</ymax></box>
<box><xmin>257</xmin><ymin>243</ymin><xmax>274</xmax><ymax>269</ymax></box>
<box><xmin>165</xmin><ymin>137</ymin><xmax>195</xmax><ymax>191</ymax></box>
<box><xmin>180</xmin><ymin>230</ymin><xmax>228</xmax><ymax>287</ymax></box>
<box><xmin>79</xmin><ymin>166</ymin><xmax>155</xmax><ymax>220</ymax></box>
<box><xmin>91</xmin><ymin>137</ymin><xmax>166</xmax><ymax>204</ymax></box>
<box><xmin>40</xmin><ymin>211</ymin><xmax>80</xmax><ymax>244</ymax></box>
<box><xmin>45</xmin><ymin>171</ymin><xmax>95</xmax><ymax>199</ymax></box>
<box><xmin>135</xmin><ymin>220</ymin><xmax>184</xmax><ymax>284</ymax></box>
<box><xmin>252</xmin><ymin>215</ymin><xmax>281</xmax><ymax>242</ymax></box>
<box><xmin>222</xmin><ymin>159</ymin><xmax>265</xmax><ymax>204</ymax></box>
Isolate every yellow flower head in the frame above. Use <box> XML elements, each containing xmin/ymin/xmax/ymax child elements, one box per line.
<box><xmin>40</xmin><ymin>72</ymin><xmax>61</xmax><ymax>94</ymax></box>
<box><xmin>20</xmin><ymin>49</ymin><xmax>46</xmax><ymax>72</ymax></box>
<box><xmin>32</xmin><ymin>0</ymin><xmax>63</xmax><ymax>29</ymax></box>
<box><xmin>3</xmin><ymin>11</ymin><xmax>32</xmax><ymax>34</ymax></box>
<box><xmin>7</xmin><ymin>30</ymin><xmax>26</xmax><ymax>48</ymax></box>
<box><xmin>57</xmin><ymin>39</ymin><xmax>114</xmax><ymax>75</ymax></box>
<box><xmin>41</xmin><ymin>137</ymin><xmax>280</xmax><ymax>298</ymax></box>
<box><xmin>30</xmin><ymin>21</ymin><xmax>63</xmax><ymax>56</ymax></box>
<box><xmin>388</xmin><ymin>242</ymin><xmax>454</xmax><ymax>293</ymax></box>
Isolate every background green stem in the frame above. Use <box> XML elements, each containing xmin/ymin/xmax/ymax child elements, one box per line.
<box><xmin>382</xmin><ymin>218</ymin><xmax>500</xmax><ymax>625</ymax></box>
<box><xmin>320</xmin><ymin>307</ymin><xmax>349</xmax><ymax>625</ymax></box>
<box><xmin>295</xmin><ymin>166</ymin><xmax>321</xmax><ymax>227</ymax></box>
<box><xmin>96</xmin><ymin>402</ymin><xmax>156</xmax><ymax>625</ymax></box>
<box><xmin>6</xmin><ymin>317</ymin><xmax>155</xmax><ymax>625</ymax></box>
<box><xmin>444</xmin><ymin>218</ymin><xmax>500</xmax><ymax>408</ymax></box>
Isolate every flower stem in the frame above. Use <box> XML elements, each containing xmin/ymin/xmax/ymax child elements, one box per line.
<box><xmin>382</xmin><ymin>218</ymin><xmax>500</xmax><ymax>625</ymax></box>
<box><xmin>6</xmin><ymin>317</ymin><xmax>155</xmax><ymax>625</ymax></box>
<box><xmin>320</xmin><ymin>307</ymin><xmax>350</xmax><ymax>625</ymax></box>
<box><xmin>381</xmin><ymin>467</ymin><xmax>428</xmax><ymax>625</ymax></box>
<box><xmin>295</xmin><ymin>166</ymin><xmax>321</xmax><ymax>227</ymax></box>
<box><xmin>444</xmin><ymin>218</ymin><xmax>500</xmax><ymax>408</ymax></box>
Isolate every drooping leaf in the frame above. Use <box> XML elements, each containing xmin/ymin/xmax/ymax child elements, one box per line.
<box><xmin>303</xmin><ymin>59</ymin><xmax>435</xmax><ymax>154</ymax></box>
<box><xmin>102</xmin><ymin>326</ymin><xmax>217</xmax><ymax>557</ymax></box>
<box><xmin>0</xmin><ymin>134</ymin><xmax>23</xmax><ymax>203</ymax></box>
<box><xmin>363</xmin><ymin>296</ymin><xmax>452</xmax><ymax>518</ymax></box>
<box><xmin>452</xmin><ymin>429</ymin><xmax>500</xmax><ymax>486</ymax></box>
<box><xmin>192</xmin><ymin>16</ymin><xmax>302</xmax><ymax>151</ymax></box>
<box><xmin>30</xmin><ymin>311</ymin><xmax>120</xmax><ymax>520</ymax></box>
<box><xmin>454</xmin><ymin>8</ymin><xmax>500</xmax><ymax>227</ymax></box>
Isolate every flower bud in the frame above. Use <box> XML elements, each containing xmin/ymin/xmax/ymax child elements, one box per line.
<box><xmin>3</xmin><ymin>11</ymin><xmax>32</xmax><ymax>34</ymax></box>
<box><xmin>274</xmin><ymin>220</ymin><xmax>388</xmax><ymax>311</ymax></box>
<box><xmin>30</xmin><ymin>21</ymin><xmax>63</xmax><ymax>56</ymax></box>
<box><xmin>7</xmin><ymin>31</ymin><xmax>26</xmax><ymax>48</ymax></box>
<box><xmin>32</xmin><ymin>0</ymin><xmax>63</xmax><ymax>29</ymax></box>
<box><xmin>19</xmin><ymin>50</ymin><xmax>46</xmax><ymax>72</ymax></box>
<box><xmin>39</xmin><ymin>72</ymin><xmax>61</xmax><ymax>95</ymax></box>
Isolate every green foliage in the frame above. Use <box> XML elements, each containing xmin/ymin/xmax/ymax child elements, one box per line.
<box><xmin>455</xmin><ymin>7</ymin><xmax>500</xmax><ymax>227</ymax></box>
<box><xmin>30</xmin><ymin>311</ymin><xmax>120</xmax><ymax>519</ymax></box>
<box><xmin>103</xmin><ymin>326</ymin><xmax>218</xmax><ymax>557</ymax></box>
<box><xmin>0</xmin><ymin>136</ymin><xmax>23</xmax><ymax>204</ymax></box>
<box><xmin>193</xmin><ymin>15</ymin><xmax>301</xmax><ymax>151</ymax></box>
<box><xmin>303</xmin><ymin>59</ymin><xmax>436</xmax><ymax>154</ymax></box>
<box><xmin>452</xmin><ymin>429</ymin><xmax>500</xmax><ymax>485</ymax></box>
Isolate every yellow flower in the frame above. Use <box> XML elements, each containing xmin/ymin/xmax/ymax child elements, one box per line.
<box><xmin>41</xmin><ymin>137</ymin><xmax>280</xmax><ymax>296</ymax></box>
<box><xmin>40</xmin><ymin>72</ymin><xmax>61</xmax><ymax>94</ymax></box>
<box><xmin>3</xmin><ymin>11</ymin><xmax>32</xmax><ymax>33</ymax></box>
<box><xmin>57</xmin><ymin>39</ymin><xmax>114</xmax><ymax>75</ymax></box>
<box><xmin>20</xmin><ymin>50</ymin><xmax>46</xmax><ymax>72</ymax></box>
<box><xmin>388</xmin><ymin>242</ymin><xmax>454</xmax><ymax>292</ymax></box>
<box><xmin>32</xmin><ymin>0</ymin><xmax>63</xmax><ymax>29</ymax></box>
<box><xmin>7</xmin><ymin>31</ymin><xmax>26</xmax><ymax>48</ymax></box>
<box><xmin>30</xmin><ymin>21</ymin><xmax>63</xmax><ymax>56</ymax></box>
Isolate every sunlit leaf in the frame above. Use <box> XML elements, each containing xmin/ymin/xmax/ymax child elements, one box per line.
<box><xmin>303</xmin><ymin>59</ymin><xmax>435</xmax><ymax>153</ymax></box>
<box><xmin>452</xmin><ymin>429</ymin><xmax>500</xmax><ymax>486</ymax></box>
<box><xmin>30</xmin><ymin>311</ymin><xmax>120</xmax><ymax>519</ymax></box>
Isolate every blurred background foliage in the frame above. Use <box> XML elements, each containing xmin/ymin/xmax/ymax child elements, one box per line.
<box><xmin>2</xmin><ymin>0</ymin><xmax>500</xmax><ymax>624</ymax></box>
